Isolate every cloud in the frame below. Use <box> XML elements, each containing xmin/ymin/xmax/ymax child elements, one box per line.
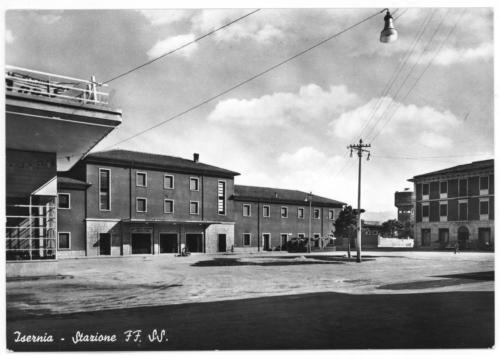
<box><xmin>208</xmin><ymin>84</ymin><xmax>360</xmax><ymax>126</ymax></box>
<box><xmin>329</xmin><ymin>97</ymin><xmax>459</xmax><ymax>141</ymax></box>
<box><xmin>139</xmin><ymin>10</ymin><xmax>191</xmax><ymax>26</ymax></box>
<box><xmin>146</xmin><ymin>34</ymin><xmax>198</xmax><ymax>59</ymax></box>
<box><xmin>418</xmin><ymin>132</ymin><xmax>453</xmax><ymax>149</ymax></box>
<box><xmin>417</xmin><ymin>42</ymin><xmax>493</xmax><ymax>66</ymax></box>
<box><xmin>40</xmin><ymin>13</ymin><xmax>62</xmax><ymax>24</ymax></box>
<box><xmin>6</xmin><ymin>29</ymin><xmax>14</xmax><ymax>44</ymax></box>
<box><xmin>191</xmin><ymin>9</ymin><xmax>283</xmax><ymax>44</ymax></box>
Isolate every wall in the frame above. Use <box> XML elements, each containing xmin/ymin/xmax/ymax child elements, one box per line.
<box><xmin>57</xmin><ymin>188</ymin><xmax>86</xmax><ymax>258</ymax></box>
<box><xmin>233</xmin><ymin>200</ymin><xmax>338</xmax><ymax>250</ymax></box>
<box><xmin>6</xmin><ymin>149</ymin><xmax>56</xmax><ymax>198</ymax></box>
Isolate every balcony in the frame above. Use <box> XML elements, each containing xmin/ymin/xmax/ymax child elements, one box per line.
<box><xmin>5</xmin><ymin>65</ymin><xmax>122</xmax><ymax>170</ymax></box>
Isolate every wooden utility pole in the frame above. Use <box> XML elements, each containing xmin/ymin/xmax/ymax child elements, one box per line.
<box><xmin>347</xmin><ymin>139</ymin><xmax>371</xmax><ymax>263</ymax></box>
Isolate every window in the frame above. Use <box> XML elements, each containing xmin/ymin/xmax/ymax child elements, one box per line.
<box><xmin>99</xmin><ymin>168</ymin><xmax>111</xmax><ymax>211</ymax></box>
<box><xmin>440</xmin><ymin>181</ymin><xmax>447</xmax><ymax>196</ymax></box>
<box><xmin>480</xmin><ymin>176</ymin><xmax>489</xmax><ymax>194</ymax></box>
<box><xmin>314</xmin><ymin>208</ymin><xmax>320</xmax><ymax>219</ymax></box>
<box><xmin>263</xmin><ymin>205</ymin><xmax>270</xmax><ymax>218</ymax></box>
<box><xmin>164</xmin><ymin>174</ymin><xmax>174</xmax><ymax>189</ymax></box>
<box><xmin>58</xmin><ymin>193</ymin><xmax>70</xmax><ymax>209</ymax></box>
<box><xmin>422</xmin><ymin>204</ymin><xmax>430</xmax><ymax>218</ymax></box>
<box><xmin>422</xmin><ymin>183</ymin><xmax>430</xmax><ymax>198</ymax></box>
<box><xmin>459</xmin><ymin>179</ymin><xmax>468</xmax><ymax>196</ymax></box>
<box><xmin>480</xmin><ymin>200</ymin><xmax>489</xmax><ymax>215</ymax></box>
<box><xmin>164</xmin><ymin>199</ymin><xmax>174</xmax><ymax>214</ymax></box>
<box><xmin>297</xmin><ymin>207</ymin><xmax>304</xmax><ymax>219</ymax></box>
<box><xmin>190</xmin><ymin>201</ymin><xmax>199</xmax><ymax>215</ymax></box>
<box><xmin>190</xmin><ymin>177</ymin><xmax>199</xmax><ymax>191</ymax></box>
<box><xmin>459</xmin><ymin>201</ymin><xmax>468</xmax><ymax>220</ymax></box>
<box><xmin>439</xmin><ymin>229</ymin><xmax>449</xmax><ymax>245</ymax></box>
<box><xmin>243</xmin><ymin>204</ymin><xmax>251</xmax><ymax>217</ymax></box>
<box><xmin>439</xmin><ymin>203</ymin><xmax>447</xmax><ymax>217</ymax></box>
<box><xmin>58</xmin><ymin>232</ymin><xmax>70</xmax><ymax>249</ymax></box>
<box><xmin>217</xmin><ymin>181</ymin><xmax>226</xmax><ymax>215</ymax></box>
<box><xmin>243</xmin><ymin>233</ymin><xmax>251</xmax><ymax>246</ymax></box>
<box><xmin>328</xmin><ymin>209</ymin><xmax>335</xmax><ymax>220</ymax></box>
<box><xmin>136</xmin><ymin>172</ymin><xmax>147</xmax><ymax>187</ymax></box>
<box><xmin>136</xmin><ymin>198</ymin><xmax>147</xmax><ymax>213</ymax></box>
<box><xmin>281</xmin><ymin>207</ymin><xmax>288</xmax><ymax>218</ymax></box>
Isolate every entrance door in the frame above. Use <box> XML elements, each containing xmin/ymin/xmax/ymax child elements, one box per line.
<box><xmin>218</xmin><ymin>234</ymin><xmax>227</xmax><ymax>252</ymax></box>
<box><xmin>186</xmin><ymin>233</ymin><xmax>203</xmax><ymax>253</ymax></box>
<box><xmin>263</xmin><ymin>234</ymin><xmax>270</xmax><ymax>251</ymax></box>
<box><xmin>421</xmin><ymin>229</ymin><xmax>431</xmax><ymax>247</ymax></box>
<box><xmin>478</xmin><ymin>228</ymin><xmax>491</xmax><ymax>248</ymax></box>
<box><xmin>457</xmin><ymin>226</ymin><xmax>469</xmax><ymax>250</ymax></box>
<box><xmin>281</xmin><ymin>234</ymin><xmax>288</xmax><ymax>250</ymax></box>
<box><xmin>131</xmin><ymin>233</ymin><xmax>152</xmax><ymax>254</ymax></box>
<box><xmin>99</xmin><ymin>233</ymin><xmax>111</xmax><ymax>255</ymax></box>
<box><xmin>160</xmin><ymin>233</ymin><xmax>178</xmax><ymax>253</ymax></box>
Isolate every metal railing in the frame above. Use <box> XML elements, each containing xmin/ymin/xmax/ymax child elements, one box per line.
<box><xmin>6</xmin><ymin>201</ymin><xmax>57</xmax><ymax>261</ymax></box>
<box><xmin>5</xmin><ymin>65</ymin><xmax>110</xmax><ymax>105</ymax></box>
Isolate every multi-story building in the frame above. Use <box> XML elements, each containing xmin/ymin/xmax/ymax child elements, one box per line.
<box><xmin>57</xmin><ymin>150</ymin><xmax>240</xmax><ymax>258</ymax></box>
<box><xmin>233</xmin><ymin>185</ymin><xmax>345</xmax><ymax>252</ymax></box>
<box><xmin>5</xmin><ymin>66</ymin><xmax>122</xmax><ymax>275</ymax></box>
<box><xmin>408</xmin><ymin>159</ymin><xmax>494</xmax><ymax>250</ymax></box>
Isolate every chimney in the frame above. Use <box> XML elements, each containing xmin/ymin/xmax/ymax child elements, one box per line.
<box><xmin>193</xmin><ymin>153</ymin><xmax>199</xmax><ymax>163</ymax></box>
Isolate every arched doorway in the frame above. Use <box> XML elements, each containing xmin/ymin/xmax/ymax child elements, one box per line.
<box><xmin>457</xmin><ymin>226</ymin><xmax>470</xmax><ymax>250</ymax></box>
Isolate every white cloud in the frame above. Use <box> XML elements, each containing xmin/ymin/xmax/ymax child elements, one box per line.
<box><xmin>329</xmin><ymin>97</ymin><xmax>459</xmax><ymax>140</ymax></box>
<box><xmin>146</xmin><ymin>34</ymin><xmax>198</xmax><ymax>59</ymax></box>
<box><xmin>418</xmin><ymin>132</ymin><xmax>453</xmax><ymax>149</ymax></box>
<box><xmin>208</xmin><ymin>84</ymin><xmax>360</xmax><ymax>126</ymax></box>
<box><xmin>419</xmin><ymin>43</ymin><xmax>493</xmax><ymax>66</ymax></box>
<box><xmin>191</xmin><ymin>9</ymin><xmax>283</xmax><ymax>44</ymax></box>
<box><xmin>139</xmin><ymin>10</ymin><xmax>191</xmax><ymax>26</ymax></box>
<box><xmin>6</xmin><ymin>29</ymin><xmax>14</xmax><ymax>44</ymax></box>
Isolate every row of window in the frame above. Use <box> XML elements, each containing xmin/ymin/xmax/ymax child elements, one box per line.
<box><xmin>242</xmin><ymin>204</ymin><xmax>336</xmax><ymax>220</ymax></box>
<box><xmin>421</xmin><ymin>198</ymin><xmax>490</xmax><ymax>221</ymax></box>
<box><xmin>421</xmin><ymin>175</ymin><xmax>490</xmax><ymax>199</ymax></box>
<box><xmin>241</xmin><ymin>232</ymin><xmax>328</xmax><ymax>246</ymax></box>
<box><xmin>97</xmin><ymin>168</ymin><xmax>226</xmax><ymax>214</ymax></box>
<box><xmin>136</xmin><ymin>198</ymin><xmax>201</xmax><ymax>214</ymax></box>
<box><xmin>135</xmin><ymin>171</ymin><xmax>198</xmax><ymax>190</ymax></box>
<box><xmin>420</xmin><ymin>227</ymin><xmax>491</xmax><ymax>247</ymax></box>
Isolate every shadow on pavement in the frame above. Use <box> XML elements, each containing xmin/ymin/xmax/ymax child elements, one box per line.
<box><xmin>378</xmin><ymin>271</ymin><xmax>494</xmax><ymax>290</ymax></box>
<box><xmin>7</xmin><ymin>290</ymin><xmax>493</xmax><ymax>351</ymax></box>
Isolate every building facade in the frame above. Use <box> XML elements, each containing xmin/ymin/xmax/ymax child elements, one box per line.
<box><xmin>409</xmin><ymin>159</ymin><xmax>494</xmax><ymax>250</ymax></box>
<box><xmin>57</xmin><ymin>150</ymin><xmax>240</xmax><ymax>258</ymax></box>
<box><xmin>233</xmin><ymin>185</ymin><xmax>344</xmax><ymax>252</ymax></box>
<box><xmin>394</xmin><ymin>189</ymin><xmax>415</xmax><ymax>224</ymax></box>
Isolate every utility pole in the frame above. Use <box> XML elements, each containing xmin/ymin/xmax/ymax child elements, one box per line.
<box><xmin>347</xmin><ymin>139</ymin><xmax>371</xmax><ymax>263</ymax></box>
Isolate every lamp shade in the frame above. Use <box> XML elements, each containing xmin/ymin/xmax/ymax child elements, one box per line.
<box><xmin>380</xmin><ymin>10</ymin><xmax>398</xmax><ymax>43</ymax></box>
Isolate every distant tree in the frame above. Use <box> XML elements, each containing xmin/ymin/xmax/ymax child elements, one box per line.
<box><xmin>334</xmin><ymin>205</ymin><xmax>357</xmax><ymax>258</ymax></box>
<box><xmin>381</xmin><ymin>219</ymin><xmax>403</xmax><ymax>238</ymax></box>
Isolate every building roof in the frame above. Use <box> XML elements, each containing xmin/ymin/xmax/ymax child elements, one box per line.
<box><xmin>233</xmin><ymin>185</ymin><xmax>345</xmax><ymax>207</ymax></box>
<box><xmin>57</xmin><ymin>176</ymin><xmax>91</xmax><ymax>190</ymax></box>
<box><xmin>408</xmin><ymin>159</ymin><xmax>494</xmax><ymax>181</ymax></box>
<box><xmin>83</xmin><ymin>149</ymin><xmax>240</xmax><ymax>178</ymax></box>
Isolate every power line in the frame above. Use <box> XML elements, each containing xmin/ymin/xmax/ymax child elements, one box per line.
<box><xmin>369</xmin><ymin>9</ymin><xmax>465</xmax><ymax>143</ymax></box>
<box><xmin>99</xmin><ymin>9</ymin><xmax>386</xmax><ymax>152</ymax></box>
<box><xmin>103</xmin><ymin>9</ymin><xmax>261</xmax><ymax>84</ymax></box>
<box><xmin>355</xmin><ymin>8</ymin><xmax>436</xmax><ymax>141</ymax></box>
<box><xmin>365</xmin><ymin>9</ymin><xmax>450</xmax><ymax>142</ymax></box>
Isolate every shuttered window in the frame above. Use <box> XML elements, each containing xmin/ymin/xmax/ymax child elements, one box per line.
<box><xmin>218</xmin><ymin>181</ymin><xmax>226</xmax><ymax>215</ymax></box>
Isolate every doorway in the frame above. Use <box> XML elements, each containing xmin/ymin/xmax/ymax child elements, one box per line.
<box><xmin>160</xmin><ymin>233</ymin><xmax>178</xmax><ymax>253</ymax></box>
<box><xmin>262</xmin><ymin>233</ymin><xmax>270</xmax><ymax>251</ymax></box>
<box><xmin>99</xmin><ymin>233</ymin><xmax>111</xmax><ymax>255</ymax></box>
<box><xmin>186</xmin><ymin>233</ymin><xmax>203</xmax><ymax>253</ymax></box>
<box><xmin>218</xmin><ymin>234</ymin><xmax>227</xmax><ymax>252</ymax></box>
<box><xmin>457</xmin><ymin>226</ymin><xmax>469</xmax><ymax>250</ymax></box>
<box><xmin>131</xmin><ymin>233</ymin><xmax>152</xmax><ymax>254</ymax></box>
<box><xmin>280</xmin><ymin>234</ymin><xmax>288</xmax><ymax>250</ymax></box>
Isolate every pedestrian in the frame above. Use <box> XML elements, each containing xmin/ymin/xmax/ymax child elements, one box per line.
<box><xmin>454</xmin><ymin>243</ymin><xmax>459</xmax><ymax>254</ymax></box>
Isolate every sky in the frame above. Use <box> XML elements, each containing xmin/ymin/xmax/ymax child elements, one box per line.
<box><xmin>5</xmin><ymin>5</ymin><xmax>494</xmax><ymax>221</ymax></box>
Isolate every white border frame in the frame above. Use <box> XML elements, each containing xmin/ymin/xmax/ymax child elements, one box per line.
<box><xmin>243</xmin><ymin>233</ymin><xmax>251</xmax><ymax>246</ymax></box>
<box><xmin>136</xmin><ymin>171</ymin><xmax>148</xmax><ymax>187</ymax></box>
<box><xmin>57</xmin><ymin>192</ymin><xmax>71</xmax><ymax>209</ymax></box>
<box><xmin>280</xmin><ymin>206</ymin><xmax>288</xmax><ymax>218</ymax></box>
<box><xmin>57</xmin><ymin>231</ymin><xmax>71</xmax><ymax>250</ymax></box>
<box><xmin>189</xmin><ymin>176</ymin><xmax>200</xmax><ymax>191</ymax></box>
<box><xmin>243</xmin><ymin>203</ymin><xmax>251</xmax><ymax>217</ymax></box>
<box><xmin>190</xmin><ymin>200</ymin><xmax>200</xmax><ymax>215</ymax></box>
<box><xmin>98</xmin><ymin>168</ymin><xmax>111</xmax><ymax>211</ymax></box>
<box><xmin>217</xmin><ymin>179</ymin><xmax>227</xmax><ymax>215</ymax></box>
<box><xmin>164</xmin><ymin>174</ymin><xmax>175</xmax><ymax>190</ymax></box>
<box><xmin>164</xmin><ymin>199</ymin><xmax>174</xmax><ymax>214</ymax></box>
<box><xmin>136</xmin><ymin>197</ymin><xmax>148</xmax><ymax>213</ymax></box>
